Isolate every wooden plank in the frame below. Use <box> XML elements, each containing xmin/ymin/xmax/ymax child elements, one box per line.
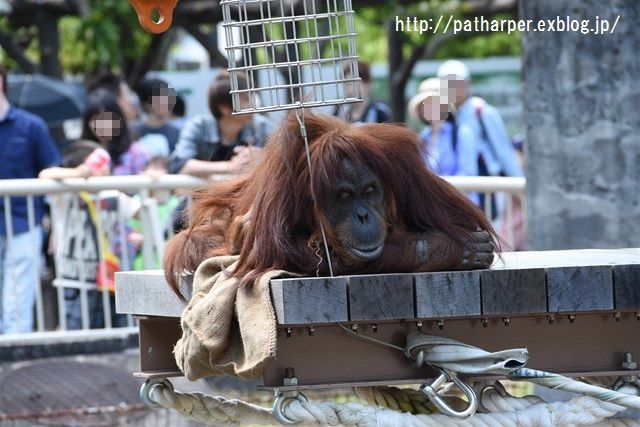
<box><xmin>481</xmin><ymin>269</ymin><xmax>546</xmax><ymax>316</ymax></box>
<box><xmin>270</xmin><ymin>277</ymin><xmax>348</xmax><ymax>325</ymax></box>
<box><xmin>493</xmin><ymin>248</ymin><xmax>639</xmax><ymax>270</ymax></box>
<box><xmin>415</xmin><ymin>271</ymin><xmax>480</xmax><ymax>318</ymax></box>
<box><xmin>115</xmin><ymin>270</ymin><xmax>189</xmax><ymax>317</ymax></box>
<box><xmin>613</xmin><ymin>264</ymin><xmax>640</xmax><ymax>310</ymax></box>
<box><xmin>114</xmin><ymin>249</ymin><xmax>639</xmax><ymax>320</ymax></box>
<box><xmin>547</xmin><ymin>266</ymin><xmax>613</xmax><ymax>312</ymax></box>
<box><xmin>348</xmin><ymin>274</ymin><xmax>414</xmax><ymax>321</ymax></box>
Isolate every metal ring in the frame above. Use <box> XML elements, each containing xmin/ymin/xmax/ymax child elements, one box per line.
<box><xmin>473</xmin><ymin>380</ymin><xmax>508</xmax><ymax>413</ymax></box>
<box><xmin>272</xmin><ymin>392</ymin><xmax>308</xmax><ymax>425</ymax></box>
<box><xmin>420</xmin><ymin>370</ymin><xmax>479</xmax><ymax>420</ymax></box>
<box><xmin>140</xmin><ymin>378</ymin><xmax>174</xmax><ymax>410</ymax></box>
<box><xmin>612</xmin><ymin>377</ymin><xmax>640</xmax><ymax>394</ymax></box>
<box><xmin>612</xmin><ymin>377</ymin><xmax>624</xmax><ymax>391</ymax></box>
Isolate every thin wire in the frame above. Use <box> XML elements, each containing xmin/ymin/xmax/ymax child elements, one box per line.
<box><xmin>338</xmin><ymin>324</ymin><xmax>405</xmax><ymax>353</ymax></box>
<box><xmin>314</xmin><ymin>241</ymin><xmax>323</xmax><ymax>276</ymax></box>
<box><xmin>295</xmin><ymin>107</ymin><xmax>334</xmax><ymax>277</ymax></box>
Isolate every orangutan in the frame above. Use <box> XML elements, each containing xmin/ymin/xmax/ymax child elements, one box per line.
<box><xmin>164</xmin><ymin>113</ymin><xmax>497</xmax><ymax>299</ymax></box>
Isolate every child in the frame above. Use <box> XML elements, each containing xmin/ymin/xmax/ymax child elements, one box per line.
<box><xmin>39</xmin><ymin>140</ymin><xmax>111</xmax><ymax>179</ymax></box>
<box><xmin>47</xmin><ymin>140</ymin><xmax>140</xmax><ymax>329</ymax></box>
<box><xmin>130</xmin><ymin>157</ymin><xmax>180</xmax><ymax>270</ymax></box>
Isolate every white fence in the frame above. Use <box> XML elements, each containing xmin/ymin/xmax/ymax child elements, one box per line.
<box><xmin>0</xmin><ymin>175</ymin><xmax>525</xmax><ymax>341</ymax></box>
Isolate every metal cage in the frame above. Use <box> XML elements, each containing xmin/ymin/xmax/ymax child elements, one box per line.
<box><xmin>220</xmin><ymin>0</ymin><xmax>362</xmax><ymax>114</ymax></box>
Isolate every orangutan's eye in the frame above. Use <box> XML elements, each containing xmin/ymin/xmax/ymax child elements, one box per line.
<box><xmin>338</xmin><ymin>191</ymin><xmax>351</xmax><ymax>201</ymax></box>
<box><xmin>363</xmin><ymin>185</ymin><xmax>375</xmax><ymax>197</ymax></box>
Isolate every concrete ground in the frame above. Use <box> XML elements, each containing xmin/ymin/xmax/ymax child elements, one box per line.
<box><xmin>0</xmin><ymin>348</ymin><xmax>266</xmax><ymax>426</ymax></box>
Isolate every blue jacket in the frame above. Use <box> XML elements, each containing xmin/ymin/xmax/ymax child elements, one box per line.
<box><xmin>0</xmin><ymin>107</ymin><xmax>61</xmax><ymax>235</ymax></box>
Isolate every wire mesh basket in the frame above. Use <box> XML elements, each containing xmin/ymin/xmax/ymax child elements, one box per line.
<box><xmin>220</xmin><ymin>0</ymin><xmax>362</xmax><ymax>114</ymax></box>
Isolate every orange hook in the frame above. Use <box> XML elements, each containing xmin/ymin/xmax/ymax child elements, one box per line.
<box><xmin>128</xmin><ymin>0</ymin><xmax>178</xmax><ymax>34</ymax></box>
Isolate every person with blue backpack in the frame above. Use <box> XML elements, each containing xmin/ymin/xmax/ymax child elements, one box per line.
<box><xmin>437</xmin><ymin>60</ymin><xmax>524</xmax><ymax>178</ymax></box>
<box><xmin>436</xmin><ymin>60</ymin><xmax>524</xmax><ymax>217</ymax></box>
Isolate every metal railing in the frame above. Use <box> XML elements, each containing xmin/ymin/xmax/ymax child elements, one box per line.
<box><xmin>0</xmin><ymin>174</ymin><xmax>525</xmax><ymax>342</ymax></box>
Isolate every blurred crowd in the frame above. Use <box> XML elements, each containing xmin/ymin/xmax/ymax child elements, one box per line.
<box><xmin>0</xmin><ymin>60</ymin><xmax>524</xmax><ymax>333</ymax></box>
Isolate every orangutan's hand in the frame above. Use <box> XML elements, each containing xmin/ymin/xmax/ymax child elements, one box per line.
<box><xmin>461</xmin><ymin>230</ymin><xmax>495</xmax><ymax>269</ymax></box>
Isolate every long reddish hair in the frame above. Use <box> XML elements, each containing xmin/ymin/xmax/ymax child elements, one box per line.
<box><xmin>164</xmin><ymin>113</ymin><xmax>497</xmax><ymax>299</ymax></box>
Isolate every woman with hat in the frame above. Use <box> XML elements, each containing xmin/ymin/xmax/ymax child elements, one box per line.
<box><xmin>408</xmin><ymin>77</ymin><xmax>480</xmax><ymax>203</ymax></box>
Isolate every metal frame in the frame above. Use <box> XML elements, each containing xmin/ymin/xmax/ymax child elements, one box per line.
<box><xmin>220</xmin><ymin>0</ymin><xmax>362</xmax><ymax>114</ymax></box>
<box><xmin>133</xmin><ymin>313</ymin><xmax>640</xmax><ymax>390</ymax></box>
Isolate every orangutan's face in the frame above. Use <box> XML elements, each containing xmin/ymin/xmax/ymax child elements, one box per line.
<box><xmin>322</xmin><ymin>158</ymin><xmax>387</xmax><ymax>262</ymax></box>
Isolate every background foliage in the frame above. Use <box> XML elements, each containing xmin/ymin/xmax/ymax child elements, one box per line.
<box><xmin>1</xmin><ymin>0</ymin><xmax>520</xmax><ymax>76</ymax></box>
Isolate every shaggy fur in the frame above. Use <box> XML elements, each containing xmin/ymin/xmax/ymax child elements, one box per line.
<box><xmin>164</xmin><ymin>113</ymin><xmax>498</xmax><ymax>300</ymax></box>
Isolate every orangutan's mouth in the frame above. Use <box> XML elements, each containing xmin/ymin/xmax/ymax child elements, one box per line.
<box><xmin>348</xmin><ymin>245</ymin><xmax>384</xmax><ymax>260</ymax></box>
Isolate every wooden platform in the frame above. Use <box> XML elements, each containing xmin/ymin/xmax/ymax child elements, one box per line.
<box><xmin>115</xmin><ymin>248</ymin><xmax>640</xmax><ymax>389</ymax></box>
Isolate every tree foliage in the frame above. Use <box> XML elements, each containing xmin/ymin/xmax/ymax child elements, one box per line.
<box><xmin>352</xmin><ymin>1</ymin><xmax>520</xmax><ymax>63</ymax></box>
<box><xmin>1</xmin><ymin>0</ymin><xmax>519</xmax><ymax>79</ymax></box>
<box><xmin>0</xmin><ymin>0</ymin><xmax>151</xmax><ymax>76</ymax></box>
<box><xmin>60</xmin><ymin>0</ymin><xmax>151</xmax><ymax>74</ymax></box>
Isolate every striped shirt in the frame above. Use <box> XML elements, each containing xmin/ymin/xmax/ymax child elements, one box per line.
<box><xmin>169</xmin><ymin>114</ymin><xmax>274</xmax><ymax>174</ymax></box>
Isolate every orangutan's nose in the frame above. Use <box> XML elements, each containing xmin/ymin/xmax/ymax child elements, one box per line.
<box><xmin>356</xmin><ymin>208</ymin><xmax>369</xmax><ymax>224</ymax></box>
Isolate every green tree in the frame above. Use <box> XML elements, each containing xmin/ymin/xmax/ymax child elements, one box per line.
<box><xmin>59</xmin><ymin>0</ymin><xmax>151</xmax><ymax>75</ymax></box>
<box><xmin>348</xmin><ymin>0</ymin><xmax>518</xmax><ymax>121</ymax></box>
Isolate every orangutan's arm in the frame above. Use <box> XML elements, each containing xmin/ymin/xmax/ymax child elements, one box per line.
<box><xmin>362</xmin><ymin>228</ymin><xmax>494</xmax><ymax>274</ymax></box>
<box><xmin>414</xmin><ymin>229</ymin><xmax>495</xmax><ymax>270</ymax></box>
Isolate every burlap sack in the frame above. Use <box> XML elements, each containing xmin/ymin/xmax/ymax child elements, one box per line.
<box><xmin>174</xmin><ymin>255</ymin><xmax>296</xmax><ymax>381</ymax></box>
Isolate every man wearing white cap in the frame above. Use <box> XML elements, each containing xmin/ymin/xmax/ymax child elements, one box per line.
<box><xmin>408</xmin><ymin>77</ymin><xmax>480</xmax><ymax>204</ymax></box>
<box><xmin>437</xmin><ymin>59</ymin><xmax>523</xmax><ymax>178</ymax></box>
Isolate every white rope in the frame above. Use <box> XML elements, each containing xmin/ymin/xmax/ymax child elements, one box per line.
<box><xmin>149</xmin><ymin>385</ymin><xmax>276</xmax><ymax>425</ymax></box>
<box><xmin>478</xmin><ymin>388</ymin><xmax>544</xmax><ymax>413</ymax></box>
<box><xmin>148</xmin><ymin>382</ymin><xmax>640</xmax><ymax>426</ymax></box>
<box><xmin>275</xmin><ymin>394</ymin><xmax>639</xmax><ymax>426</ymax></box>
<box><xmin>511</xmin><ymin>368</ymin><xmax>640</xmax><ymax>412</ymax></box>
<box><xmin>144</xmin><ymin>333</ymin><xmax>640</xmax><ymax>425</ymax></box>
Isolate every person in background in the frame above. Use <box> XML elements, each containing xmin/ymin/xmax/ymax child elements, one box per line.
<box><xmin>86</xmin><ymin>71</ymin><xmax>140</xmax><ymax>124</ymax></box>
<box><xmin>130</xmin><ymin>157</ymin><xmax>180</xmax><ymax>270</ymax></box>
<box><xmin>408</xmin><ymin>77</ymin><xmax>479</xmax><ymax>204</ymax></box>
<box><xmin>0</xmin><ymin>66</ymin><xmax>62</xmax><ymax>334</ymax></box>
<box><xmin>169</xmin><ymin>71</ymin><xmax>273</xmax><ymax>177</ymax></box>
<box><xmin>133</xmin><ymin>78</ymin><xmax>180</xmax><ymax>155</ymax></box>
<box><xmin>39</xmin><ymin>144</ymin><xmax>110</xmax><ymax>179</ymax></box>
<box><xmin>47</xmin><ymin>140</ymin><xmax>135</xmax><ymax>330</ymax></box>
<box><xmin>498</xmin><ymin>139</ymin><xmax>527</xmax><ymax>251</ymax></box>
<box><xmin>170</xmin><ymin>94</ymin><xmax>187</xmax><ymax>131</ymax></box>
<box><xmin>437</xmin><ymin>59</ymin><xmax>523</xmax><ymax>216</ymax></box>
<box><xmin>334</xmin><ymin>61</ymin><xmax>392</xmax><ymax>124</ymax></box>
<box><xmin>437</xmin><ymin>59</ymin><xmax>523</xmax><ymax>178</ymax></box>
<box><xmin>81</xmin><ymin>89</ymin><xmax>150</xmax><ymax>175</ymax></box>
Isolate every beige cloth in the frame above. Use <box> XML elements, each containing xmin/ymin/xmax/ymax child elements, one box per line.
<box><xmin>174</xmin><ymin>255</ymin><xmax>296</xmax><ymax>381</ymax></box>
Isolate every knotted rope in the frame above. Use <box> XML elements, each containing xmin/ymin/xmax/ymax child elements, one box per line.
<box><xmin>148</xmin><ymin>385</ymin><xmax>640</xmax><ymax>426</ymax></box>
<box><xmin>149</xmin><ymin>385</ymin><xmax>275</xmax><ymax>425</ymax></box>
